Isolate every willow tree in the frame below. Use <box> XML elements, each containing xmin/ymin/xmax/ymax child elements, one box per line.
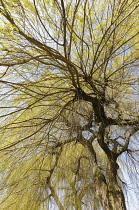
<box><xmin>0</xmin><ymin>0</ymin><xmax>139</xmax><ymax>209</ymax></box>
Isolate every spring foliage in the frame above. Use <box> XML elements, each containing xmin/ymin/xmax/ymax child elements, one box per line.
<box><xmin>0</xmin><ymin>0</ymin><xmax>139</xmax><ymax>209</ymax></box>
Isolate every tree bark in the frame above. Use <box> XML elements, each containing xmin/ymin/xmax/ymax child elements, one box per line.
<box><xmin>85</xmin><ymin>140</ymin><xmax>127</xmax><ymax>210</ymax></box>
<box><xmin>93</xmin><ymin>164</ymin><xmax>126</xmax><ymax>210</ymax></box>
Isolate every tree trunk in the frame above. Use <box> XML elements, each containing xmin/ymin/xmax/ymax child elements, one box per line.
<box><xmin>93</xmin><ymin>161</ymin><xmax>126</xmax><ymax>210</ymax></box>
<box><xmin>82</xmin><ymin>134</ymin><xmax>127</xmax><ymax>209</ymax></box>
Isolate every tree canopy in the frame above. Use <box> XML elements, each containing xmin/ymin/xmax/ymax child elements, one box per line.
<box><xmin>0</xmin><ymin>0</ymin><xmax>139</xmax><ymax>209</ymax></box>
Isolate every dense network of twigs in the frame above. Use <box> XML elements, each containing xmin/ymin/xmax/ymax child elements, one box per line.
<box><xmin>0</xmin><ymin>0</ymin><xmax>139</xmax><ymax>209</ymax></box>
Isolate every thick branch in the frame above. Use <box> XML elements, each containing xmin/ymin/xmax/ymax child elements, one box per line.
<box><xmin>49</xmin><ymin>184</ymin><xmax>64</xmax><ymax>210</ymax></box>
